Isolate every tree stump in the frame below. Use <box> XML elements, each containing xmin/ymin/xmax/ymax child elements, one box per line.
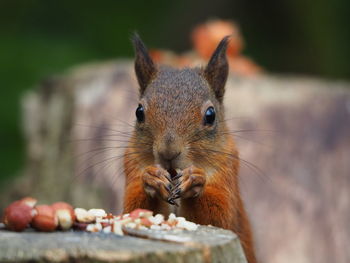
<box><xmin>0</xmin><ymin>225</ymin><xmax>247</xmax><ymax>263</ymax></box>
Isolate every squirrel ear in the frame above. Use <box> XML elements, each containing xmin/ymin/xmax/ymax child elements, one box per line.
<box><xmin>132</xmin><ymin>33</ymin><xmax>157</xmax><ymax>95</ymax></box>
<box><xmin>204</xmin><ymin>36</ymin><xmax>230</xmax><ymax>103</ymax></box>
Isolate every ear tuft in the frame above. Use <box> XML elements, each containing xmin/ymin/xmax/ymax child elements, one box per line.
<box><xmin>132</xmin><ymin>33</ymin><xmax>157</xmax><ymax>96</ymax></box>
<box><xmin>204</xmin><ymin>36</ymin><xmax>230</xmax><ymax>103</ymax></box>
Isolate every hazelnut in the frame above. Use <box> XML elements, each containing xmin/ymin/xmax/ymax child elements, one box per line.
<box><xmin>20</xmin><ymin>197</ymin><xmax>37</xmax><ymax>208</ymax></box>
<box><xmin>32</xmin><ymin>205</ymin><xmax>58</xmax><ymax>231</ymax></box>
<box><xmin>51</xmin><ymin>202</ymin><xmax>75</xmax><ymax>230</ymax></box>
<box><xmin>3</xmin><ymin>201</ymin><xmax>34</xmax><ymax>232</ymax></box>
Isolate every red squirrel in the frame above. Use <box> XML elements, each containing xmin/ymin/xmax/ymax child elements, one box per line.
<box><xmin>123</xmin><ymin>34</ymin><xmax>256</xmax><ymax>263</ymax></box>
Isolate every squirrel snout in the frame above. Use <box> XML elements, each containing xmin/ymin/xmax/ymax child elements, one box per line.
<box><xmin>156</xmin><ymin>133</ymin><xmax>185</xmax><ymax>169</ymax></box>
<box><xmin>156</xmin><ymin>144</ymin><xmax>184</xmax><ymax>169</ymax></box>
<box><xmin>158</xmin><ymin>150</ymin><xmax>181</xmax><ymax>162</ymax></box>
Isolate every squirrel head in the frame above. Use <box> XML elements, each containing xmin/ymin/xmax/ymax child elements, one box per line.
<box><xmin>131</xmin><ymin>34</ymin><xmax>230</xmax><ymax>174</ymax></box>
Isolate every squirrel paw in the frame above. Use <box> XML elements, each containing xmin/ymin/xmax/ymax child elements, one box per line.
<box><xmin>169</xmin><ymin>165</ymin><xmax>206</xmax><ymax>200</ymax></box>
<box><xmin>142</xmin><ymin>165</ymin><xmax>173</xmax><ymax>201</ymax></box>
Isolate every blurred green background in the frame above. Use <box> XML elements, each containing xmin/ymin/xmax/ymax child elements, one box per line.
<box><xmin>0</xmin><ymin>0</ymin><xmax>349</xmax><ymax>182</ymax></box>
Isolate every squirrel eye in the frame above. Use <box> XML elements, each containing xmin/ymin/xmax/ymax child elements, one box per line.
<box><xmin>204</xmin><ymin>107</ymin><xmax>215</xmax><ymax>125</ymax></box>
<box><xmin>136</xmin><ymin>104</ymin><xmax>145</xmax><ymax>123</ymax></box>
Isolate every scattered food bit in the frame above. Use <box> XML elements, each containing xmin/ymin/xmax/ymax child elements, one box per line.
<box><xmin>86</xmin><ymin>222</ymin><xmax>102</xmax><ymax>233</ymax></box>
<box><xmin>149</xmin><ymin>213</ymin><xmax>164</xmax><ymax>225</ymax></box>
<box><xmin>87</xmin><ymin>209</ymin><xmax>107</xmax><ymax>218</ymax></box>
<box><xmin>74</xmin><ymin>208</ymin><xmax>96</xmax><ymax>223</ymax></box>
<box><xmin>129</xmin><ymin>208</ymin><xmax>153</xmax><ymax>219</ymax></box>
<box><xmin>83</xmin><ymin>211</ymin><xmax>198</xmax><ymax>236</ymax></box>
<box><xmin>1</xmin><ymin>197</ymin><xmax>199</xmax><ymax>235</ymax></box>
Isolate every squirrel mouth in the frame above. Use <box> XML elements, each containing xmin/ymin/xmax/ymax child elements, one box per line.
<box><xmin>167</xmin><ymin>168</ymin><xmax>178</xmax><ymax>179</ymax></box>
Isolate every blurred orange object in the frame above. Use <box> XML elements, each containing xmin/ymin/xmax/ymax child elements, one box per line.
<box><xmin>150</xmin><ymin>50</ymin><xmax>195</xmax><ymax>68</ymax></box>
<box><xmin>149</xmin><ymin>20</ymin><xmax>262</xmax><ymax>76</ymax></box>
<box><xmin>191</xmin><ymin>20</ymin><xmax>243</xmax><ymax>59</ymax></box>
<box><xmin>229</xmin><ymin>56</ymin><xmax>262</xmax><ymax>76</ymax></box>
<box><xmin>149</xmin><ymin>49</ymin><xmax>165</xmax><ymax>64</ymax></box>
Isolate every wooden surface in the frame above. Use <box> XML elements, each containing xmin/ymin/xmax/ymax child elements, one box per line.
<box><xmin>0</xmin><ymin>225</ymin><xmax>247</xmax><ymax>263</ymax></box>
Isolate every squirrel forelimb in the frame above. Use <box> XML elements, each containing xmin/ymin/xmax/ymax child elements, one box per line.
<box><xmin>142</xmin><ymin>165</ymin><xmax>207</xmax><ymax>206</ymax></box>
<box><xmin>169</xmin><ymin>166</ymin><xmax>206</xmax><ymax>200</ymax></box>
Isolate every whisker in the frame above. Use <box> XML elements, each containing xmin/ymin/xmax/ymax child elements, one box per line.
<box><xmin>68</xmin><ymin>138</ymin><xmax>131</xmax><ymax>144</ymax></box>
<box><xmin>220</xmin><ymin>129</ymin><xmax>278</xmax><ymax>134</ymax></box>
<box><xmin>75</xmin><ymin>150</ymin><xmax>151</xmax><ymax>179</ymax></box>
<box><xmin>74</xmin><ymin>145</ymin><xmax>148</xmax><ymax>159</ymax></box>
<box><xmin>74</xmin><ymin>146</ymin><xmax>148</xmax><ymax>172</ymax></box>
<box><xmin>218</xmin><ymin>116</ymin><xmax>252</xmax><ymax>123</ymax></box>
<box><xmin>191</xmin><ymin>147</ymin><xmax>269</xmax><ymax>184</ymax></box>
<box><xmin>110</xmin><ymin>154</ymin><xmax>150</xmax><ymax>187</ymax></box>
<box><xmin>216</xmin><ymin>132</ymin><xmax>271</xmax><ymax>148</ymax></box>
<box><xmin>97</xmin><ymin>111</ymin><xmax>136</xmax><ymax>129</ymax></box>
<box><xmin>191</xmin><ymin>151</ymin><xmax>223</xmax><ymax>171</ymax></box>
<box><xmin>68</xmin><ymin>138</ymin><xmax>151</xmax><ymax>145</ymax></box>
<box><xmin>73</xmin><ymin>123</ymin><xmax>134</xmax><ymax>134</ymax></box>
<box><xmin>205</xmin><ymin>148</ymin><xmax>262</xmax><ymax>173</ymax></box>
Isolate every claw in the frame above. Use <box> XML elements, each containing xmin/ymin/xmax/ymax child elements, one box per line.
<box><xmin>167</xmin><ymin>198</ymin><xmax>175</xmax><ymax>205</ymax></box>
<box><xmin>165</xmin><ymin>184</ymin><xmax>172</xmax><ymax>193</ymax></box>
<box><xmin>164</xmin><ymin>173</ymin><xmax>172</xmax><ymax>183</ymax></box>
<box><xmin>171</xmin><ymin>188</ymin><xmax>181</xmax><ymax>196</ymax></box>
<box><xmin>167</xmin><ymin>196</ymin><xmax>180</xmax><ymax>206</ymax></box>
<box><xmin>172</xmin><ymin>194</ymin><xmax>181</xmax><ymax>200</ymax></box>
<box><xmin>174</xmin><ymin>181</ymin><xmax>181</xmax><ymax>189</ymax></box>
<box><xmin>168</xmin><ymin>188</ymin><xmax>181</xmax><ymax>200</ymax></box>
<box><xmin>172</xmin><ymin>172</ymin><xmax>183</xmax><ymax>181</ymax></box>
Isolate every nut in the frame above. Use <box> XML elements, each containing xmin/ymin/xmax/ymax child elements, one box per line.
<box><xmin>140</xmin><ymin>218</ymin><xmax>152</xmax><ymax>227</ymax></box>
<box><xmin>86</xmin><ymin>222</ymin><xmax>102</xmax><ymax>232</ymax></box>
<box><xmin>74</xmin><ymin>208</ymin><xmax>95</xmax><ymax>223</ymax></box>
<box><xmin>20</xmin><ymin>197</ymin><xmax>37</xmax><ymax>208</ymax></box>
<box><xmin>51</xmin><ymin>202</ymin><xmax>75</xmax><ymax>230</ymax></box>
<box><xmin>129</xmin><ymin>209</ymin><xmax>153</xmax><ymax>219</ymax></box>
<box><xmin>32</xmin><ymin>205</ymin><xmax>58</xmax><ymax>231</ymax></box>
<box><xmin>112</xmin><ymin>221</ymin><xmax>124</xmax><ymax>236</ymax></box>
<box><xmin>3</xmin><ymin>201</ymin><xmax>34</xmax><ymax>232</ymax></box>
<box><xmin>149</xmin><ymin>214</ymin><xmax>164</xmax><ymax>225</ymax></box>
<box><xmin>87</xmin><ymin>209</ymin><xmax>106</xmax><ymax>218</ymax></box>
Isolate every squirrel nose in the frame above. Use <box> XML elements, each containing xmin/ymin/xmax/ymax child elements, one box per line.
<box><xmin>157</xmin><ymin>132</ymin><xmax>182</xmax><ymax>166</ymax></box>
<box><xmin>158</xmin><ymin>150</ymin><xmax>181</xmax><ymax>162</ymax></box>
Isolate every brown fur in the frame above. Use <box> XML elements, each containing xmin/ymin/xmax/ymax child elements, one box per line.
<box><xmin>123</xmin><ymin>34</ymin><xmax>256</xmax><ymax>263</ymax></box>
